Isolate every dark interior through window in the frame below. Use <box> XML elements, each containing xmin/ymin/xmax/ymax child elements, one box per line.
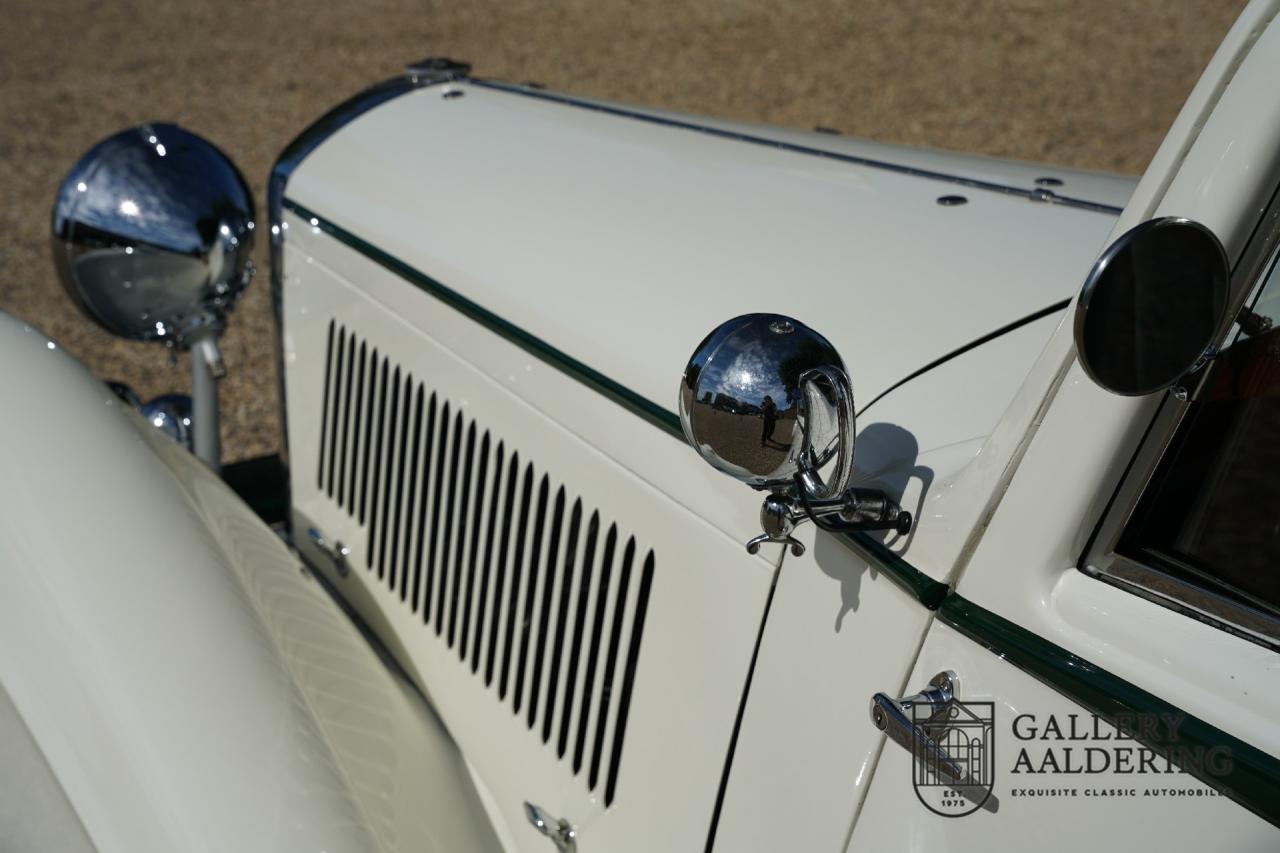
<box><xmin>1120</xmin><ymin>250</ymin><xmax>1280</xmax><ymax>620</ymax></box>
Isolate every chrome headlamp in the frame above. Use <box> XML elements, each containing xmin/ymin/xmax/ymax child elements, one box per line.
<box><xmin>50</xmin><ymin>123</ymin><xmax>255</xmax><ymax>345</ymax></box>
<box><xmin>51</xmin><ymin>123</ymin><xmax>255</xmax><ymax>470</ymax></box>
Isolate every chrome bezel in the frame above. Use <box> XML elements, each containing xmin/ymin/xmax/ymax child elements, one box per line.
<box><xmin>51</xmin><ymin>123</ymin><xmax>255</xmax><ymax>346</ymax></box>
<box><xmin>1073</xmin><ymin>216</ymin><xmax>1231</xmax><ymax>397</ymax></box>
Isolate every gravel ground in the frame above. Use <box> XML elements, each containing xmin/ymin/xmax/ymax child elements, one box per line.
<box><xmin>0</xmin><ymin>0</ymin><xmax>1245</xmax><ymax>461</ymax></box>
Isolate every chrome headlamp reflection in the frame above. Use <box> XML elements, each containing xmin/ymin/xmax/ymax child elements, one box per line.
<box><xmin>50</xmin><ymin>123</ymin><xmax>255</xmax><ymax>344</ymax></box>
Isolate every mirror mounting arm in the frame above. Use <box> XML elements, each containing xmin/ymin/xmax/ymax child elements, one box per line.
<box><xmin>743</xmin><ymin>479</ymin><xmax>912</xmax><ymax>557</ymax></box>
<box><xmin>799</xmin><ymin>481</ymin><xmax>913</xmax><ymax>536</ymax></box>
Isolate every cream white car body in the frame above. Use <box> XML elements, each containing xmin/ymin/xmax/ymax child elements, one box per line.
<box><xmin>4</xmin><ymin>2</ymin><xmax>1280</xmax><ymax>850</ymax></box>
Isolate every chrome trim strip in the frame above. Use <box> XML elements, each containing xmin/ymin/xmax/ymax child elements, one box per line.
<box><xmin>1100</xmin><ymin>554</ymin><xmax>1280</xmax><ymax>648</ymax></box>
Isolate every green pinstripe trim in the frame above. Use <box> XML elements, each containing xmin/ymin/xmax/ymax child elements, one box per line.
<box><xmin>286</xmin><ymin>197</ymin><xmax>1280</xmax><ymax>827</ymax></box>
<box><xmin>283</xmin><ymin>198</ymin><xmax>683</xmax><ymax>440</ymax></box>
<box><xmin>838</xmin><ymin>530</ymin><xmax>950</xmax><ymax>608</ymax></box>
<box><xmin>939</xmin><ymin>595</ymin><xmax>1280</xmax><ymax>829</ymax></box>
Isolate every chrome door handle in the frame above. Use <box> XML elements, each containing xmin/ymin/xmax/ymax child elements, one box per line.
<box><xmin>869</xmin><ymin>671</ymin><xmax>999</xmax><ymax>813</ymax></box>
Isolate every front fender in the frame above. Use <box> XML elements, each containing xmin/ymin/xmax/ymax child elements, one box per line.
<box><xmin>0</xmin><ymin>312</ymin><xmax>503</xmax><ymax>852</ymax></box>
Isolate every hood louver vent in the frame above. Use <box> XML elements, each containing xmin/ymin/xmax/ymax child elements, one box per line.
<box><xmin>315</xmin><ymin>321</ymin><xmax>654</xmax><ymax>806</ymax></box>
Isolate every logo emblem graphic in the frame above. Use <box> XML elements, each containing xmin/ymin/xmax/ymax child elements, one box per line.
<box><xmin>911</xmin><ymin>697</ymin><xmax>995</xmax><ymax>817</ymax></box>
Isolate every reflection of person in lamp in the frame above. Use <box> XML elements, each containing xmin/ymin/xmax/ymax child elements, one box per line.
<box><xmin>760</xmin><ymin>395</ymin><xmax>778</xmax><ymax>447</ymax></box>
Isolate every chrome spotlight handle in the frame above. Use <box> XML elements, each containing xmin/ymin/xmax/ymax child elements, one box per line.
<box><xmin>795</xmin><ymin>364</ymin><xmax>856</xmax><ymax>500</ymax></box>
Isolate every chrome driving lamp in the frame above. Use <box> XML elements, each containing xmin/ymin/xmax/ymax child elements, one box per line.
<box><xmin>51</xmin><ymin>123</ymin><xmax>256</xmax><ymax>470</ymax></box>
<box><xmin>678</xmin><ymin>314</ymin><xmax>911</xmax><ymax>556</ymax></box>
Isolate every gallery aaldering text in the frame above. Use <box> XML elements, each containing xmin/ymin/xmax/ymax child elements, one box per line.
<box><xmin>1009</xmin><ymin>713</ymin><xmax>1233</xmax><ymax>776</ymax></box>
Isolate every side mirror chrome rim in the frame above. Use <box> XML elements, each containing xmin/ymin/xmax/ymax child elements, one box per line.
<box><xmin>1074</xmin><ymin>217</ymin><xmax>1230</xmax><ymax>397</ymax></box>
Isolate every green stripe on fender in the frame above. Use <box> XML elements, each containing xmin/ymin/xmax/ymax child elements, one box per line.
<box><xmin>938</xmin><ymin>594</ymin><xmax>1280</xmax><ymax>829</ymax></box>
<box><xmin>839</xmin><ymin>531</ymin><xmax>950</xmax><ymax>608</ymax></box>
<box><xmin>283</xmin><ymin>198</ymin><xmax>683</xmax><ymax>440</ymax></box>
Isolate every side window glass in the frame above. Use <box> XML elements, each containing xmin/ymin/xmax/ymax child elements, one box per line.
<box><xmin>1249</xmin><ymin>258</ymin><xmax>1280</xmax><ymax>331</ymax></box>
<box><xmin>1119</xmin><ymin>248</ymin><xmax>1280</xmax><ymax>619</ymax></box>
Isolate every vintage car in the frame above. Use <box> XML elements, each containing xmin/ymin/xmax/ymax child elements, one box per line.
<box><xmin>6</xmin><ymin>1</ymin><xmax>1280</xmax><ymax>850</ymax></box>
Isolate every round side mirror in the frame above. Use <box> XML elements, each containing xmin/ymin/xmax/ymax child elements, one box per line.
<box><xmin>1074</xmin><ymin>217</ymin><xmax>1230</xmax><ymax>396</ymax></box>
<box><xmin>678</xmin><ymin>313</ymin><xmax>854</xmax><ymax>494</ymax></box>
<box><xmin>50</xmin><ymin>123</ymin><xmax>255</xmax><ymax>345</ymax></box>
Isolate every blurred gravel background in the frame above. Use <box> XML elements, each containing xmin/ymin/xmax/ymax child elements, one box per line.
<box><xmin>0</xmin><ymin>0</ymin><xmax>1245</xmax><ymax>461</ymax></box>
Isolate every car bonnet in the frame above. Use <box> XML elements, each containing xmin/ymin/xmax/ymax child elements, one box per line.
<box><xmin>285</xmin><ymin>80</ymin><xmax>1128</xmax><ymax>422</ymax></box>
